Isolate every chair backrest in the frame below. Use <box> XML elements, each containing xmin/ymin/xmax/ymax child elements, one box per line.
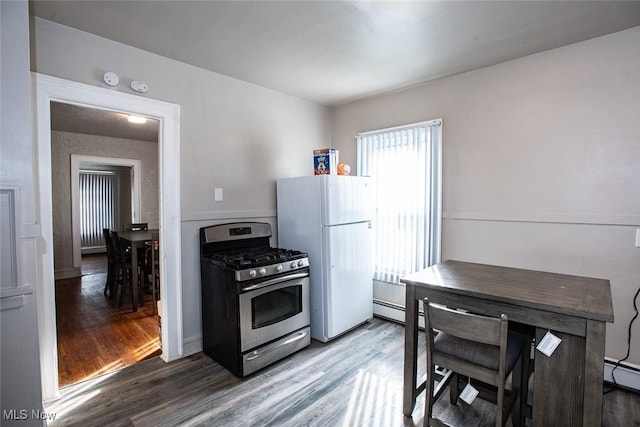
<box><xmin>123</xmin><ymin>223</ymin><xmax>148</xmax><ymax>231</ymax></box>
<box><xmin>426</xmin><ymin>302</ymin><xmax>507</xmax><ymax>347</ymax></box>
<box><xmin>424</xmin><ymin>299</ymin><xmax>510</xmax><ymax>385</ymax></box>
<box><xmin>424</xmin><ymin>299</ymin><xmax>525</xmax><ymax>427</ymax></box>
<box><xmin>102</xmin><ymin>228</ymin><xmax>115</xmax><ymax>257</ymax></box>
<box><xmin>110</xmin><ymin>230</ymin><xmax>129</xmax><ymax>262</ymax></box>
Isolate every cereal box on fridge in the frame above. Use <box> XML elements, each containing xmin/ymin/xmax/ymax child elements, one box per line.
<box><xmin>313</xmin><ymin>148</ymin><xmax>339</xmax><ymax>175</ymax></box>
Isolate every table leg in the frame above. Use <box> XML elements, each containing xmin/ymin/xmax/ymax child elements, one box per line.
<box><xmin>583</xmin><ymin>320</ymin><xmax>606</xmax><ymax>426</ymax></box>
<box><xmin>533</xmin><ymin>328</ymin><xmax>585</xmax><ymax>426</ymax></box>
<box><xmin>403</xmin><ymin>285</ymin><xmax>419</xmax><ymax>416</ymax></box>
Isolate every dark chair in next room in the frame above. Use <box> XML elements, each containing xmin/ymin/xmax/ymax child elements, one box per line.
<box><xmin>102</xmin><ymin>228</ymin><xmax>117</xmax><ymax>298</ymax></box>
<box><xmin>111</xmin><ymin>230</ymin><xmax>139</xmax><ymax>310</ymax></box>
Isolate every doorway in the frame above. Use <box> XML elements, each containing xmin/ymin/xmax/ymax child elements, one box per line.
<box><xmin>34</xmin><ymin>73</ymin><xmax>183</xmax><ymax>401</ymax></box>
<box><xmin>51</xmin><ymin>110</ymin><xmax>157</xmax><ymax>387</ymax></box>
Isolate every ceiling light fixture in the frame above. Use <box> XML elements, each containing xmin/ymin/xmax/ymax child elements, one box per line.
<box><xmin>127</xmin><ymin>115</ymin><xmax>147</xmax><ymax>124</ymax></box>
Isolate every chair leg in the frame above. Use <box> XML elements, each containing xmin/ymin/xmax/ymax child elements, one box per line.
<box><xmin>496</xmin><ymin>380</ymin><xmax>505</xmax><ymax>427</ymax></box>
<box><xmin>118</xmin><ymin>268</ymin><xmax>126</xmax><ymax>307</ymax></box>
<box><xmin>424</xmin><ymin>364</ymin><xmax>436</xmax><ymax>427</ymax></box>
<box><xmin>137</xmin><ymin>266</ymin><xmax>144</xmax><ymax>307</ymax></box>
<box><xmin>103</xmin><ymin>270</ymin><xmax>110</xmax><ymax>295</ymax></box>
<box><xmin>449</xmin><ymin>372</ymin><xmax>459</xmax><ymax>404</ymax></box>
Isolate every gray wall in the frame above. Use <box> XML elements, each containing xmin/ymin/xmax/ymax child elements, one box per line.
<box><xmin>51</xmin><ymin>131</ymin><xmax>159</xmax><ymax>276</ymax></box>
<box><xmin>0</xmin><ymin>0</ymin><xmax>44</xmax><ymax>424</ymax></box>
<box><xmin>31</xmin><ymin>18</ymin><xmax>332</xmax><ymax>355</ymax></box>
<box><xmin>332</xmin><ymin>27</ymin><xmax>640</xmax><ymax>365</ymax></box>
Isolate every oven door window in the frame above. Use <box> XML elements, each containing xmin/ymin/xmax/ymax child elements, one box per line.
<box><xmin>251</xmin><ymin>285</ymin><xmax>303</xmax><ymax>329</ymax></box>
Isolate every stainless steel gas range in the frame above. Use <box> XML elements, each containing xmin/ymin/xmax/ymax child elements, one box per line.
<box><xmin>199</xmin><ymin>222</ymin><xmax>310</xmax><ymax>376</ymax></box>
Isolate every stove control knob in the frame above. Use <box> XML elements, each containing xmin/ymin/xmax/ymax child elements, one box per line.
<box><xmin>258</xmin><ymin>268</ymin><xmax>267</xmax><ymax>276</ymax></box>
<box><xmin>297</xmin><ymin>260</ymin><xmax>305</xmax><ymax>267</ymax></box>
<box><xmin>290</xmin><ymin>261</ymin><xmax>297</xmax><ymax>269</ymax></box>
<box><xmin>249</xmin><ymin>269</ymin><xmax>257</xmax><ymax>278</ymax></box>
<box><xmin>275</xmin><ymin>264</ymin><xmax>283</xmax><ymax>272</ymax></box>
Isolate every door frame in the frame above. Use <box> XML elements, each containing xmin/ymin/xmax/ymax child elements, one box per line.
<box><xmin>71</xmin><ymin>155</ymin><xmax>142</xmax><ymax>263</ymax></box>
<box><xmin>32</xmin><ymin>73</ymin><xmax>183</xmax><ymax>401</ymax></box>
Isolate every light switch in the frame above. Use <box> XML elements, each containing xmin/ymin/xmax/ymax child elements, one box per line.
<box><xmin>636</xmin><ymin>228</ymin><xmax>640</xmax><ymax>248</ymax></box>
<box><xmin>214</xmin><ymin>188</ymin><xmax>223</xmax><ymax>202</ymax></box>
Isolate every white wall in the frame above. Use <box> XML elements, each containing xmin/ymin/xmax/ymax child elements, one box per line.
<box><xmin>332</xmin><ymin>27</ymin><xmax>640</xmax><ymax>365</ymax></box>
<box><xmin>0</xmin><ymin>0</ymin><xmax>45</xmax><ymax>424</ymax></box>
<box><xmin>31</xmin><ymin>18</ymin><xmax>332</xmax><ymax>356</ymax></box>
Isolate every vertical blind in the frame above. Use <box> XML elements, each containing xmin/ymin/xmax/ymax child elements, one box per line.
<box><xmin>357</xmin><ymin>120</ymin><xmax>442</xmax><ymax>284</ymax></box>
<box><xmin>80</xmin><ymin>171</ymin><xmax>117</xmax><ymax>249</ymax></box>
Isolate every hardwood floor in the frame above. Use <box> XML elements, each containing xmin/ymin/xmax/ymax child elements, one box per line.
<box><xmin>55</xmin><ymin>254</ymin><xmax>160</xmax><ymax>387</ymax></box>
<box><xmin>45</xmin><ymin>318</ymin><xmax>638</xmax><ymax>426</ymax></box>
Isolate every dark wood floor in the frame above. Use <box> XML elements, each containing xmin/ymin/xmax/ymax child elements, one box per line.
<box><xmin>55</xmin><ymin>254</ymin><xmax>160</xmax><ymax>387</ymax></box>
<box><xmin>45</xmin><ymin>317</ymin><xmax>638</xmax><ymax>426</ymax></box>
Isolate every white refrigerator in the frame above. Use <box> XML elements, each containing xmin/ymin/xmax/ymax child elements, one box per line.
<box><xmin>276</xmin><ymin>175</ymin><xmax>374</xmax><ymax>342</ymax></box>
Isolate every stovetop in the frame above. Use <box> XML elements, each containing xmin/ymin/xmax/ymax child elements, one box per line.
<box><xmin>205</xmin><ymin>246</ymin><xmax>307</xmax><ymax>270</ymax></box>
<box><xmin>200</xmin><ymin>222</ymin><xmax>309</xmax><ymax>282</ymax></box>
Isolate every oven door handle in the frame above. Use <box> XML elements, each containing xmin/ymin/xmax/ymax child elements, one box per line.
<box><xmin>245</xmin><ymin>329</ymin><xmax>309</xmax><ymax>361</ymax></box>
<box><xmin>241</xmin><ymin>272</ymin><xmax>309</xmax><ymax>292</ymax></box>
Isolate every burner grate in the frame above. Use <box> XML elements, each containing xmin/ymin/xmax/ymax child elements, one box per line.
<box><xmin>207</xmin><ymin>248</ymin><xmax>307</xmax><ymax>269</ymax></box>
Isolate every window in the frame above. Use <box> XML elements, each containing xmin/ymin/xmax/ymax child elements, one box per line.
<box><xmin>357</xmin><ymin>120</ymin><xmax>442</xmax><ymax>284</ymax></box>
<box><xmin>79</xmin><ymin>170</ymin><xmax>117</xmax><ymax>250</ymax></box>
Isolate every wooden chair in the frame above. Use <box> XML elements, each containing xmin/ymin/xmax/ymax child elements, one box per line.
<box><xmin>111</xmin><ymin>230</ymin><xmax>140</xmax><ymax>309</ymax></box>
<box><xmin>123</xmin><ymin>222</ymin><xmax>148</xmax><ymax>231</ymax></box>
<box><xmin>423</xmin><ymin>298</ymin><xmax>530</xmax><ymax>427</ymax></box>
<box><xmin>102</xmin><ymin>228</ymin><xmax>117</xmax><ymax>298</ymax></box>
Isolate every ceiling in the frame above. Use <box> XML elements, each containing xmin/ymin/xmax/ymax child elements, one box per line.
<box><xmin>50</xmin><ymin>102</ymin><xmax>159</xmax><ymax>142</ymax></box>
<box><xmin>32</xmin><ymin>1</ymin><xmax>640</xmax><ymax>139</ymax></box>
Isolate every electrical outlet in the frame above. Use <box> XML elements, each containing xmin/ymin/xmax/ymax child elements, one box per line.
<box><xmin>214</xmin><ymin>188</ymin><xmax>223</xmax><ymax>202</ymax></box>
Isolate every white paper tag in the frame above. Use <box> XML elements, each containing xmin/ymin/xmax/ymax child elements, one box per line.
<box><xmin>536</xmin><ymin>331</ymin><xmax>562</xmax><ymax>357</ymax></box>
<box><xmin>459</xmin><ymin>383</ymin><xmax>479</xmax><ymax>405</ymax></box>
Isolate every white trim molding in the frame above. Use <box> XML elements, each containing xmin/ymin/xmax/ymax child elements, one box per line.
<box><xmin>0</xmin><ymin>186</ymin><xmax>22</xmax><ymax>296</ymax></box>
<box><xmin>443</xmin><ymin>211</ymin><xmax>640</xmax><ymax>227</ymax></box>
<box><xmin>32</xmin><ymin>73</ymin><xmax>183</xmax><ymax>401</ymax></box>
<box><xmin>182</xmin><ymin>209</ymin><xmax>277</xmax><ymax>222</ymax></box>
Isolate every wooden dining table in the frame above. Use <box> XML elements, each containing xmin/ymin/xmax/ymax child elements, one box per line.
<box><xmin>400</xmin><ymin>260</ymin><xmax>614</xmax><ymax>426</ymax></box>
<box><xmin>118</xmin><ymin>229</ymin><xmax>159</xmax><ymax>311</ymax></box>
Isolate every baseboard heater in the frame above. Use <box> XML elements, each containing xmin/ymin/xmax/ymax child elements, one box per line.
<box><xmin>604</xmin><ymin>358</ymin><xmax>640</xmax><ymax>392</ymax></box>
<box><xmin>373</xmin><ymin>298</ymin><xmax>423</xmax><ymax>328</ymax></box>
<box><xmin>373</xmin><ymin>299</ymin><xmax>640</xmax><ymax>392</ymax></box>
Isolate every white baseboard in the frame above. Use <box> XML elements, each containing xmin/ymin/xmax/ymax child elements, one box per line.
<box><xmin>181</xmin><ymin>334</ymin><xmax>203</xmax><ymax>358</ymax></box>
<box><xmin>54</xmin><ymin>267</ymin><xmax>81</xmax><ymax>280</ymax></box>
<box><xmin>373</xmin><ymin>300</ymin><xmax>640</xmax><ymax>392</ymax></box>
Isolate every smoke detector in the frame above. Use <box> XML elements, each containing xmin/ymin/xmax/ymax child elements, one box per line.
<box><xmin>103</xmin><ymin>71</ymin><xmax>119</xmax><ymax>86</ymax></box>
